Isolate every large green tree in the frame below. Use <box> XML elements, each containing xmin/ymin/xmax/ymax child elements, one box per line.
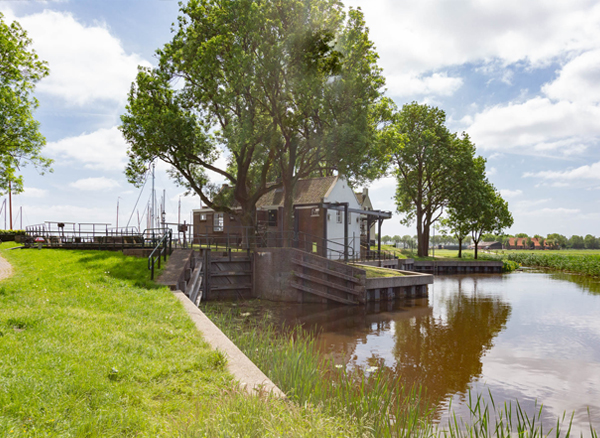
<box><xmin>382</xmin><ymin>103</ymin><xmax>474</xmax><ymax>257</ymax></box>
<box><xmin>0</xmin><ymin>13</ymin><xmax>52</xmax><ymax>194</ymax></box>
<box><xmin>122</xmin><ymin>0</ymin><xmax>387</xmax><ymax>241</ymax></box>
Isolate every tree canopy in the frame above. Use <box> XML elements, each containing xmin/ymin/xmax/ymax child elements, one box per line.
<box><xmin>121</xmin><ymin>0</ymin><xmax>387</xmax><ymax>239</ymax></box>
<box><xmin>0</xmin><ymin>12</ymin><xmax>52</xmax><ymax>194</ymax></box>
<box><xmin>382</xmin><ymin>103</ymin><xmax>476</xmax><ymax>257</ymax></box>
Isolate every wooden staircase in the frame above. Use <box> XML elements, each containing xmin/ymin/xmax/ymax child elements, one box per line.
<box><xmin>289</xmin><ymin>250</ymin><xmax>365</xmax><ymax>305</ymax></box>
<box><xmin>202</xmin><ymin>250</ymin><xmax>253</xmax><ymax>301</ymax></box>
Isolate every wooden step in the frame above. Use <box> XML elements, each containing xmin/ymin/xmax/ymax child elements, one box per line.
<box><xmin>210</xmin><ymin>283</ymin><xmax>252</xmax><ymax>291</ymax></box>
<box><xmin>293</xmin><ymin>272</ymin><xmax>364</xmax><ymax>296</ymax></box>
<box><xmin>290</xmin><ymin>282</ymin><xmax>357</xmax><ymax>305</ymax></box>
<box><xmin>291</xmin><ymin>258</ymin><xmax>362</xmax><ymax>284</ymax></box>
<box><xmin>211</xmin><ymin>271</ymin><xmax>252</xmax><ymax>277</ymax></box>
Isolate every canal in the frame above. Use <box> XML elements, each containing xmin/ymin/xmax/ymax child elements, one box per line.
<box><xmin>209</xmin><ymin>270</ymin><xmax>600</xmax><ymax>433</ymax></box>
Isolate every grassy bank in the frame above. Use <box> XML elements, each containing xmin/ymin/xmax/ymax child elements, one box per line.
<box><xmin>499</xmin><ymin>252</ymin><xmax>600</xmax><ymax>277</ymax></box>
<box><xmin>0</xmin><ymin>243</ymin><xmax>360</xmax><ymax>437</ymax></box>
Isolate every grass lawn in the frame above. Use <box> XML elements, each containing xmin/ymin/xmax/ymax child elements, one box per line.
<box><xmin>353</xmin><ymin>264</ymin><xmax>405</xmax><ymax>278</ymax></box>
<box><xmin>0</xmin><ymin>243</ymin><xmax>359</xmax><ymax>437</ymax></box>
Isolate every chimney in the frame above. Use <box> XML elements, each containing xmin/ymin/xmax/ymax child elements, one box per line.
<box><xmin>362</xmin><ymin>188</ymin><xmax>368</xmax><ymax>196</ymax></box>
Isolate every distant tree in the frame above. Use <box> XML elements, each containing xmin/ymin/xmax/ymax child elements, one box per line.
<box><xmin>547</xmin><ymin>233</ymin><xmax>568</xmax><ymax>249</ymax></box>
<box><xmin>569</xmin><ymin>235</ymin><xmax>585</xmax><ymax>249</ymax></box>
<box><xmin>538</xmin><ymin>237</ymin><xmax>545</xmax><ymax>249</ymax></box>
<box><xmin>0</xmin><ymin>13</ymin><xmax>52</xmax><ymax>194</ymax></box>
<box><xmin>382</xmin><ymin>235</ymin><xmax>392</xmax><ymax>245</ymax></box>
<box><xmin>392</xmin><ymin>235</ymin><xmax>401</xmax><ymax>246</ymax></box>
<box><xmin>584</xmin><ymin>234</ymin><xmax>599</xmax><ymax>250</ymax></box>
<box><xmin>515</xmin><ymin>233</ymin><xmax>529</xmax><ymax>238</ymax></box>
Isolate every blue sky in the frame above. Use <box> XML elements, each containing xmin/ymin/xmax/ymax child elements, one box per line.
<box><xmin>1</xmin><ymin>0</ymin><xmax>599</xmax><ymax>238</ymax></box>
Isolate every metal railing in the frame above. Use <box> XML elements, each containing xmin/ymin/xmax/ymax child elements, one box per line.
<box><xmin>148</xmin><ymin>229</ymin><xmax>172</xmax><ymax>280</ymax></box>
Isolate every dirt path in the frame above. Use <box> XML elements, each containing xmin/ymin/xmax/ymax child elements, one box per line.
<box><xmin>0</xmin><ymin>254</ymin><xmax>13</xmax><ymax>280</ymax></box>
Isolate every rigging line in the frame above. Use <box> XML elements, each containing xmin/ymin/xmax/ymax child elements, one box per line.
<box><xmin>126</xmin><ymin>172</ymin><xmax>150</xmax><ymax>229</ymax></box>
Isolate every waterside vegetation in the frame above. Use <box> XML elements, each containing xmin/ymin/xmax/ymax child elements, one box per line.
<box><xmin>205</xmin><ymin>306</ymin><xmax>599</xmax><ymax>437</ymax></box>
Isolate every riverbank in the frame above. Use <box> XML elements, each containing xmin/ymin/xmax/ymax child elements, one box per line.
<box><xmin>0</xmin><ymin>243</ymin><xmax>360</xmax><ymax>437</ymax></box>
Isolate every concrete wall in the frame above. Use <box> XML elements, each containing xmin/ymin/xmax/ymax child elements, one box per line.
<box><xmin>253</xmin><ymin>248</ymin><xmax>298</xmax><ymax>302</ymax></box>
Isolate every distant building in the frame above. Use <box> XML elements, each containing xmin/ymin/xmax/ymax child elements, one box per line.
<box><xmin>505</xmin><ymin>237</ymin><xmax>548</xmax><ymax>250</ymax></box>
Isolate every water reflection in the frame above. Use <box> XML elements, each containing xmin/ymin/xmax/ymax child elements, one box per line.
<box><xmin>390</xmin><ymin>277</ymin><xmax>511</xmax><ymax>403</ymax></box>
<box><xmin>206</xmin><ymin>271</ymin><xmax>600</xmax><ymax>432</ymax></box>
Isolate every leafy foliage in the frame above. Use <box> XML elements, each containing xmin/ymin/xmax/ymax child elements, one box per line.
<box><xmin>0</xmin><ymin>13</ymin><xmax>52</xmax><ymax>194</ymax></box>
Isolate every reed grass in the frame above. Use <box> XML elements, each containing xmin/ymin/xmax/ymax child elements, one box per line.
<box><xmin>205</xmin><ymin>305</ymin><xmax>599</xmax><ymax>437</ymax></box>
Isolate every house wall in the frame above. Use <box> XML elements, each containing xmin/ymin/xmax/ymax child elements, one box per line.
<box><xmin>323</xmin><ymin>178</ymin><xmax>361</xmax><ymax>259</ymax></box>
<box><xmin>192</xmin><ymin>209</ymin><xmax>242</xmax><ymax>245</ymax></box>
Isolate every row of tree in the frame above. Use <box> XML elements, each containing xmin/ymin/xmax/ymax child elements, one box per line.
<box><xmin>480</xmin><ymin>233</ymin><xmax>600</xmax><ymax>250</ymax></box>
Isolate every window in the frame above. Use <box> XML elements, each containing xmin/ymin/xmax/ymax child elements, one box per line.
<box><xmin>213</xmin><ymin>213</ymin><xmax>224</xmax><ymax>232</ymax></box>
<box><xmin>336</xmin><ymin>210</ymin><xmax>342</xmax><ymax>224</ymax></box>
<box><xmin>311</xmin><ymin>208</ymin><xmax>320</xmax><ymax>217</ymax></box>
<box><xmin>268</xmin><ymin>210</ymin><xmax>277</xmax><ymax>227</ymax></box>
<box><xmin>199</xmin><ymin>213</ymin><xmax>207</xmax><ymax>221</ymax></box>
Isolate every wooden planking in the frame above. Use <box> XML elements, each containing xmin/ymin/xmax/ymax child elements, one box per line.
<box><xmin>290</xmin><ymin>282</ymin><xmax>357</xmax><ymax>305</ymax></box>
<box><xmin>293</xmin><ymin>272</ymin><xmax>363</xmax><ymax>296</ymax></box>
<box><xmin>291</xmin><ymin>258</ymin><xmax>362</xmax><ymax>284</ymax></box>
<box><xmin>211</xmin><ymin>271</ymin><xmax>251</xmax><ymax>277</ymax></box>
<box><xmin>211</xmin><ymin>283</ymin><xmax>252</xmax><ymax>291</ymax></box>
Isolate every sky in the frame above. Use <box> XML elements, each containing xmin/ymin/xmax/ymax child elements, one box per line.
<box><xmin>1</xmin><ymin>0</ymin><xmax>599</xmax><ymax>238</ymax></box>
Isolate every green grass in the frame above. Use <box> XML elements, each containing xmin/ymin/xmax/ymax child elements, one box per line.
<box><xmin>0</xmin><ymin>243</ymin><xmax>361</xmax><ymax>437</ymax></box>
<box><xmin>353</xmin><ymin>264</ymin><xmax>405</xmax><ymax>278</ymax></box>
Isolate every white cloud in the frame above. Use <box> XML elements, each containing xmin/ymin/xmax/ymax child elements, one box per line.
<box><xmin>13</xmin><ymin>9</ymin><xmax>150</xmax><ymax>106</ymax></box>
<box><xmin>543</xmin><ymin>50</ymin><xmax>600</xmax><ymax>104</ymax></box>
<box><xmin>486</xmin><ymin>167</ymin><xmax>497</xmax><ymax>177</ymax></box>
<box><xmin>386</xmin><ymin>72</ymin><xmax>463</xmax><ymax>98</ymax></box>
<box><xmin>347</xmin><ymin>0</ymin><xmax>600</xmax><ymax>75</ymax></box>
<box><xmin>20</xmin><ymin>187</ymin><xmax>48</xmax><ymax>198</ymax></box>
<box><xmin>524</xmin><ymin>161</ymin><xmax>600</xmax><ymax>181</ymax></box>
<box><xmin>46</xmin><ymin>126</ymin><xmax>128</xmax><ymax>171</ymax></box>
<box><xmin>520</xmin><ymin>207</ymin><xmax>581</xmax><ymax>216</ymax></box>
<box><xmin>467</xmin><ymin>98</ymin><xmax>600</xmax><ymax>155</ymax></box>
<box><xmin>70</xmin><ymin>177</ymin><xmax>120</xmax><ymax>191</ymax></box>
<box><xmin>500</xmin><ymin>189</ymin><xmax>522</xmax><ymax>198</ymax></box>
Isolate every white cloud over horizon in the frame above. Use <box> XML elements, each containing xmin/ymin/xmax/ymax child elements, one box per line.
<box><xmin>70</xmin><ymin>177</ymin><xmax>121</xmax><ymax>191</ymax></box>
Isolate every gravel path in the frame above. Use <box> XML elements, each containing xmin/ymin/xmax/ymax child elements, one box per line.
<box><xmin>0</xmin><ymin>254</ymin><xmax>13</xmax><ymax>280</ymax></box>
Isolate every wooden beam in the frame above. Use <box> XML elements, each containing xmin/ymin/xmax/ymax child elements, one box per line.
<box><xmin>293</xmin><ymin>272</ymin><xmax>363</xmax><ymax>296</ymax></box>
<box><xmin>290</xmin><ymin>282</ymin><xmax>357</xmax><ymax>305</ymax></box>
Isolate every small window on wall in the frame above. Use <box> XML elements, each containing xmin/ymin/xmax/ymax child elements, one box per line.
<box><xmin>311</xmin><ymin>208</ymin><xmax>320</xmax><ymax>217</ymax></box>
<box><xmin>213</xmin><ymin>213</ymin><xmax>224</xmax><ymax>232</ymax></box>
<box><xmin>199</xmin><ymin>213</ymin><xmax>207</xmax><ymax>221</ymax></box>
<box><xmin>348</xmin><ymin>213</ymin><xmax>352</xmax><ymax>225</ymax></box>
<box><xmin>268</xmin><ymin>209</ymin><xmax>277</xmax><ymax>227</ymax></box>
<box><xmin>336</xmin><ymin>210</ymin><xmax>342</xmax><ymax>224</ymax></box>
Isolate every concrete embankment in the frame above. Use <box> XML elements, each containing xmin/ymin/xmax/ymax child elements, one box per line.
<box><xmin>172</xmin><ymin>290</ymin><xmax>285</xmax><ymax>398</ymax></box>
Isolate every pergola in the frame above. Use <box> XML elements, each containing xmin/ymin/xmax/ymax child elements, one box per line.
<box><xmin>292</xmin><ymin>202</ymin><xmax>392</xmax><ymax>262</ymax></box>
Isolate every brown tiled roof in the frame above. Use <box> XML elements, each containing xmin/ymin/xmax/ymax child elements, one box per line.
<box><xmin>256</xmin><ymin>176</ymin><xmax>337</xmax><ymax>209</ymax></box>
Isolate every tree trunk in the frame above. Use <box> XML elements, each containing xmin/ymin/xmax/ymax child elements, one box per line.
<box><xmin>458</xmin><ymin>237</ymin><xmax>463</xmax><ymax>258</ymax></box>
<box><xmin>474</xmin><ymin>239</ymin><xmax>479</xmax><ymax>259</ymax></box>
<box><xmin>281</xmin><ymin>174</ymin><xmax>295</xmax><ymax>248</ymax></box>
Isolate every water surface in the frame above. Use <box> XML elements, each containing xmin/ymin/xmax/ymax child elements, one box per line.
<box><xmin>231</xmin><ymin>271</ymin><xmax>600</xmax><ymax>432</ymax></box>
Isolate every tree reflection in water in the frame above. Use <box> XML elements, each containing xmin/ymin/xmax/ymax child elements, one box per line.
<box><xmin>390</xmin><ymin>276</ymin><xmax>511</xmax><ymax>404</ymax></box>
